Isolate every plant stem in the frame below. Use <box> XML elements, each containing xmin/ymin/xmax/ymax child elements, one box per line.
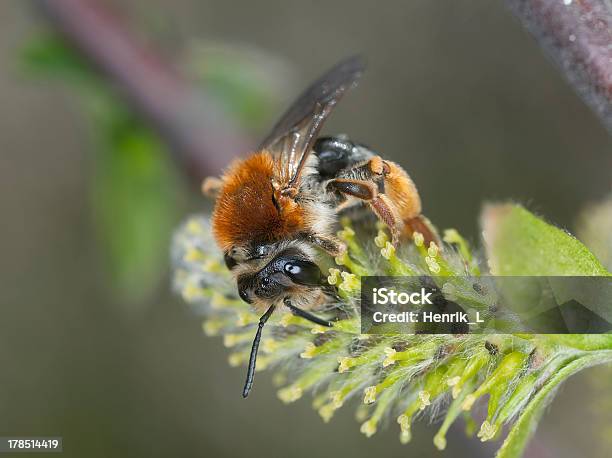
<box><xmin>504</xmin><ymin>0</ymin><xmax>612</xmax><ymax>133</ymax></box>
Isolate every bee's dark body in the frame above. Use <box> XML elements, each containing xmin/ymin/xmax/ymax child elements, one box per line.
<box><xmin>299</xmin><ymin>135</ymin><xmax>378</xmax><ymax>217</ymax></box>
<box><xmin>312</xmin><ymin>136</ymin><xmax>374</xmax><ymax>181</ymax></box>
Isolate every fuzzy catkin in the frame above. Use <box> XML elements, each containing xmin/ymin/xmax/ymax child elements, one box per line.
<box><xmin>171</xmin><ymin>214</ymin><xmax>610</xmax><ymax>454</ymax></box>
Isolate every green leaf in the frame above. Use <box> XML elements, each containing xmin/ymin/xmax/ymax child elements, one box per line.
<box><xmin>482</xmin><ymin>206</ymin><xmax>612</xmax><ymax>457</ymax></box>
<box><xmin>481</xmin><ymin>204</ymin><xmax>611</xmax><ymax>276</ymax></box>
<box><xmin>497</xmin><ymin>351</ymin><xmax>612</xmax><ymax>458</ymax></box>
<box><xmin>91</xmin><ymin>111</ymin><xmax>183</xmax><ymax>304</ymax></box>
<box><xmin>22</xmin><ymin>34</ymin><xmax>185</xmax><ymax>305</ymax></box>
<box><xmin>20</xmin><ymin>33</ymin><xmax>93</xmax><ymax>82</ymax></box>
<box><xmin>185</xmin><ymin>44</ymin><xmax>290</xmax><ymax>131</ymax></box>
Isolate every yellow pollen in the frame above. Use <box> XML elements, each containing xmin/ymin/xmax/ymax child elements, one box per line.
<box><xmin>318</xmin><ymin>404</ymin><xmax>335</xmax><ymax>423</ymax></box>
<box><xmin>363</xmin><ymin>386</ymin><xmax>377</xmax><ymax>404</ymax></box>
<box><xmin>360</xmin><ymin>419</ymin><xmax>377</xmax><ymax>437</ymax></box>
<box><xmin>381</xmin><ymin>241</ymin><xmax>395</xmax><ymax>260</ymax></box>
<box><xmin>223</xmin><ymin>334</ymin><xmax>238</xmax><ymax>347</ymax></box>
<box><xmin>339</xmin><ymin>272</ymin><xmax>359</xmax><ymax>292</ymax></box>
<box><xmin>418</xmin><ymin>390</ymin><xmax>431</xmax><ymax>410</ymax></box>
<box><xmin>446</xmin><ymin>376</ymin><xmax>461</xmax><ymax>387</ymax></box>
<box><xmin>374</xmin><ymin>230</ymin><xmax>389</xmax><ymax>248</ymax></box>
<box><xmin>300</xmin><ymin>342</ymin><xmax>317</xmax><ymax>359</ymax></box>
<box><xmin>427</xmin><ymin>242</ymin><xmax>439</xmax><ymax>257</ymax></box>
<box><xmin>327</xmin><ymin>268</ymin><xmax>341</xmax><ymax>285</ymax></box>
<box><xmin>278</xmin><ymin>386</ymin><xmax>303</xmax><ymax>404</ymax></box>
<box><xmin>338</xmin><ymin>226</ymin><xmax>355</xmax><ymax>239</ymax></box>
<box><xmin>425</xmin><ymin>257</ymin><xmax>441</xmax><ymax>274</ymax></box>
<box><xmin>477</xmin><ymin>421</ymin><xmax>498</xmax><ymax>442</ymax></box>
<box><xmin>203</xmin><ymin>320</ymin><xmax>220</xmax><ymax>336</ymax></box>
<box><xmin>330</xmin><ymin>391</ymin><xmax>344</xmax><ymax>409</ymax></box>
<box><xmin>228</xmin><ymin>353</ymin><xmax>243</xmax><ymax>367</ymax></box>
<box><xmin>383</xmin><ymin>347</ymin><xmax>397</xmax><ymax>367</ymax></box>
<box><xmin>433</xmin><ymin>434</ymin><xmax>447</xmax><ymax>450</ymax></box>
<box><xmin>236</xmin><ymin>312</ymin><xmax>254</xmax><ymax>327</ymax></box>
<box><xmin>397</xmin><ymin>414</ymin><xmax>412</xmax><ymax>443</ymax></box>
<box><xmin>183</xmin><ymin>248</ymin><xmax>204</xmax><ymax>263</ymax></box>
<box><xmin>279</xmin><ymin>313</ymin><xmax>294</xmax><ymax>327</ymax></box>
<box><xmin>262</xmin><ymin>338</ymin><xmax>279</xmax><ymax>353</ymax></box>
<box><xmin>182</xmin><ymin>283</ymin><xmax>202</xmax><ymax>301</ymax></box>
<box><xmin>338</xmin><ymin>356</ymin><xmax>353</xmax><ymax>373</ymax></box>
<box><xmin>462</xmin><ymin>394</ymin><xmax>476</xmax><ymax>411</ymax></box>
<box><xmin>210</xmin><ymin>291</ymin><xmax>228</xmax><ymax>309</ymax></box>
<box><xmin>186</xmin><ymin>220</ymin><xmax>204</xmax><ymax>234</ymax></box>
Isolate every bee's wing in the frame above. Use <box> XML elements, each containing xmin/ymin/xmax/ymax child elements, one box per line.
<box><xmin>260</xmin><ymin>55</ymin><xmax>365</xmax><ymax>187</ymax></box>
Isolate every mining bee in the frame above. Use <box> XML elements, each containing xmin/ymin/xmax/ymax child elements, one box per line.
<box><xmin>203</xmin><ymin>56</ymin><xmax>436</xmax><ymax>397</ymax></box>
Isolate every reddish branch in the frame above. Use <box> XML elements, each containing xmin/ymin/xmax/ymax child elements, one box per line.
<box><xmin>505</xmin><ymin>0</ymin><xmax>612</xmax><ymax>133</ymax></box>
<box><xmin>35</xmin><ymin>0</ymin><xmax>611</xmax><ymax>174</ymax></box>
<box><xmin>35</xmin><ymin>0</ymin><xmax>254</xmax><ymax>180</ymax></box>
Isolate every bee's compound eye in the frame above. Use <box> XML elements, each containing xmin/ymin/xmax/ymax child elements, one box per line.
<box><xmin>237</xmin><ymin>277</ymin><xmax>253</xmax><ymax>304</ymax></box>
<box><xmin>238</xmin><ymin>287</ymin><xmax>252</xmax><ymax>304</ymax></box>
<box><xmin>284</xmin><ymin>263</ymin><xmax>301</xmax><ymax>275</ymax></box>
<box><xmin>224</xmin><ymin>252</ymin><xmax>238</xmax><ymax>270</ymax></box>
<box><xmin>283</xmin><ymin>260</ymin><xmax>321</xmax><ymax>286</ymax></box>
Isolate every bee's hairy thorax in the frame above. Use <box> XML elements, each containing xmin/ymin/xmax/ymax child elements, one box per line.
<box><xmin>211</xmin><ymin>151</ymin><xmax>338</xmax><ymax>254</ymax></box>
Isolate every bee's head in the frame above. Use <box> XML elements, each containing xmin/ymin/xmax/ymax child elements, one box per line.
<box><xmin>224</xmin><ymin>241</ymin><xmax>324</xmax><ymax>305</ymax></box>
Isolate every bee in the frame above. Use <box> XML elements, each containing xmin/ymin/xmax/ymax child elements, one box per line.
<box><xmin>203</xmin><ymin>56</ymin><xmax>437</xmax><ymax>397</ymax></box>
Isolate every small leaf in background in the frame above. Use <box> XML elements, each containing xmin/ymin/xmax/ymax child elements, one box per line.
<box><xmin>90</xmin><ymin>106</ymin><xmax>183</xmax><ymax>305</ymax></box>
<box><xmin>20</xmin><ymin>32</ymin><xmax>94</xmax><ymax>82</ymax></box>
<box><xmin>184</xmin><ymin>43</ymin><xmax>295</xmax><ymax>132</ymax></box>
<box><xmin>481</xmin><ymin>203</ymin><xmax>610</xmax><ymax>276</ymax></box>
<box><xmin>21</xmin><ymin>33</ymin><xmax>185</xmax><ymax>306</ymax></box>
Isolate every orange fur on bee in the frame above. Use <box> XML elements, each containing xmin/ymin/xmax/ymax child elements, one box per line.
<box><xmin>383</xmin><ymin>160</ymin><xmax>422</xmax><ymax>221</ymax></box>
<box><xmin>381</xmin><ymin>160</ymin><xmax>438</xmax><ymax>246</ymax></box>
<box><xmin>212</xmin><ymin>151</ymin><xmax>305</xmax><ymax>252</ymax></box>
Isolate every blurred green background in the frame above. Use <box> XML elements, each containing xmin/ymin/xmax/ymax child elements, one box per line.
<box><xmin>1</xmin><ymin>0</ymin><xmax>610</xmax><ymax>457</ymax></box>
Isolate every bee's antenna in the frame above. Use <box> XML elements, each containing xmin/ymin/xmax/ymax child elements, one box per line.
<box><xmin>283</xmin><ymin>297</ymin><xmax>333</xmax><ymax>327</ymax></box>
<box><xmin>242</xmin><ymin>304</ymin><xmax>276</xmax><ymax>398</ymax></box>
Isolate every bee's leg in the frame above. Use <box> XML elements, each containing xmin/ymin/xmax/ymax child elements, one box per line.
<box><xmin>305</xmin><ymin>233</ymin><xmax>346</xmax><ymax>257</ymax></box>
<box><xmin>202</xmin><ymin>177</ymin><xmax>223</xmax><ymax>198</ymax></box>
<box><xmin>284</xmin><ymin>297</ymin><xmax>333</xmax><ymax>327</ymax></box>
<box><xmin>329</xmin><ymin>156</ymin><xmax>440</xmax><ymax>247</ymax></box>
<box><xmin>404</xmin><ymin>215</ymin><xmax>440</xmax><ymax>248</ymax></box>
<box><xmin>326</xmin><ymin>178</ymin><xmax>403</xmax><ymax>244</ymax></box>
<box><xmin>243</xmin><ymin>304</ymin><xmax>276</xmax><ymax>398</ymax></box>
